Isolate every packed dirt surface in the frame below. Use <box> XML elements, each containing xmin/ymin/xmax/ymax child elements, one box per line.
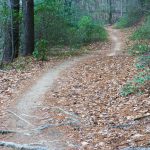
<box><xmin>0</xmin><ymin>27</ymin><xmax>150</xmax><ymax>150</ymax></box>
<box><xmin>107</xmin><ymin>27</ymin><xmax>122</xmax><ymax>56</ymax></box>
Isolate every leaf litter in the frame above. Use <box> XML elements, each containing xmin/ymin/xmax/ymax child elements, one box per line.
<box><xmin>0</xmin><ymin>28</ymin><xmax>150</xmax><ymax>150</ymax></box>
<box><xmin>43</xmin><ymin>29</ymin><xmax>150</xmax><ymax>150</ymax></box>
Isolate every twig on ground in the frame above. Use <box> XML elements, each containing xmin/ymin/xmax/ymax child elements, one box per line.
<box><xmin>35</xmin><ymin>118</ymin><xmax>80</xmax><ymax>131</ymax></box>
<box><xmin>134</xmin><ymin>114</ymin><xmax>150</xmax><ymax>121</ymax></box>
<box><xmin>52</xmin><ymin>107</ymin><xmax>79</xmax><ymax>119</ymax></box>
<box><xmin>34</xmin><ymin>123</ymin><xmax>65</xmax><ymax>131</ymax></box>
<box><xmin>111</xmin><ymin>121</ymin><xmax>137</xmax><ymax>129</ymax></box>
<box><xmin>33</xmin><ymin>106</ymin><xmax>80</xmax><ymax>119</ymax></box>
<box><xmin>32</xmin><ymin>105</ymin><xmax>79</xmax><ymax>118</ymax></box>
<box><xmin>0</xmin><ymin>141</ymin><xmax>48</xmax><ymax>150</ymax></box>
<box><xmin>111</xmin><ymin>123</ymin><xmax>134</xmax><ymax>129</ymax></box>
<box><xmin>111</xmin><ymin>119</ymin><xmax>150</xmax><ymax>130</ymax></box>
<box><xmin>7</xmin><ymin>110</ymin><xmax>34</xmax><ymax>127</ymax></box>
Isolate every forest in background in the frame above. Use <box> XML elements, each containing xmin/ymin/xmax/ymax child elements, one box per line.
<box><xmin>0</xmin><ymin>0</ymin><xmax>146</xmax><ymax>64</ymax></box>
<box><xmin>0</xmin><ymin>1</ymin><xmax>150</xmax><ymax>96</ymax></box>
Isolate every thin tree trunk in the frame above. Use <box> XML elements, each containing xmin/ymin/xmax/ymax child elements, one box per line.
<box><xmin>3</xmin><ymin>0</ymin><xmax>19</xmax><ymax>62</ymax></box>
<box><xmin>121</xmin><ymin>0</ymin><xmax>123</xmax><ymax>16</ymax></box>
<box><xmin>109</xmin><ymin>0</ymin><xmax>112</xmax><ymax>24</ymax></box>
<box><xmin>22</xmin><ymin>0</ymin><xmax>34</xmax><ymax>56</ymax></box>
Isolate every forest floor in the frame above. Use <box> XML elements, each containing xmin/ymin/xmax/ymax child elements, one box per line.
<box><xmin>0</xmin><ymin>27</ymin><xmax>150</xmax><ymax>150</ymax></box>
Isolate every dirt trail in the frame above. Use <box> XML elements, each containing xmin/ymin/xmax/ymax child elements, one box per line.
<box><xmin>107</xmin><ymin>27</ymin><xmax>122</xmax><ymax>56</ymax></box>
<box><xmin>16</xmin><ymin>26</ymin><xmax>122</xmax><ymax>118</ymax></box>
<box><xmin>16</xmin><ymin>60</ymin><xmax>81</xmax><ymax>115</ymax></box>
<box><xmin>0</xmin><ymin>27</ymin><xmax>125</xmax><ymax>150</ymax></box>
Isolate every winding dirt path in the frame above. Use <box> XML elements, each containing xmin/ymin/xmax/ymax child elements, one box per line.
<box><xmin>107</xmin><ymin>27</ymin><xmax>122</xmax><ymax>56</ymax></box>
<box><xmin>16</xmin><ymin>60</ymin><xmax>82</xmax><ymax>115</ymax></box>
<box><xmin>15</xmin><ymin>27</ymin><xmax>122</xmax><ymax>121</ymax></box>
<box><xmin>1</xmin><ymin>27</ymin><xmax>125</xmax><ymax>150</ymax></box>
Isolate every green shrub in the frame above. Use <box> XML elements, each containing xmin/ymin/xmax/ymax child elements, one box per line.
<box><xmin>35</xmin><ymin>0</ymin><xmax>71</xmax><ymax>46</ymax></box>
<box><xmin>92</xmin><ymin>25</ymin><xmax>108</xmax><ymax>41</ymax></box>
<box><xmin>121</xmin><ymin>82</ymin><xmax>138</xmax><ymax>96</ymax></box>
<box><xmin>129</xmin><ymin>43</ymin><xmax>149</xmax><ymax>56</ymax></box>
<box><xmin>35</xmin><ymin>5</ymin><xmax>107</xmax><ymax>48</ymax></box>
<box><xmin>133</xmin><ymin>72</ymin><xmax>150</xmax><ymax>85</ymax></box>
<box><xmin>136</xmin><ymin>55</ymin><xmax>150</xmax><ymax>69</ymax></box>
<box><xmin>115</xmin><ymin>15</ymin><xmax>129</xmax><ymax>29</ymax></box>
<box><xmin>66</xmin><ymin>16</ymin><xmax>107</xmax><ymax>46</ymax></box>
<box><xmin>34</xmin><ymin>1</ymin><xmax>108</xmax><ymax>58</ymax></box>
<box><xmin>67</xmin><ymin>27</ymin><xmax>81</xmax><ymax>46</ymax></box>
<box><xmin>121</xmin><ymin>14</ymin><xmax>150</xmax><ymax>97</ymax></box>
<box><xmin>131</xmin><ymin>16</ymin><xmax>150</xmax><ymax>40</ymax></box>
<box><xmin>115</xmin><ymin>9</ymin><xmax>142</xmax><ymax>28</ymax></box>
<box><xmin>78</xmin><ymin>16</ymin><xmax>94</xmax><ymax>43</ymax></box>
<box><xmin>121</xmin><ymin>71</ymin><xmax>150</xmax><ymax>96</ymax></box>
<box><xmin>33</xmin><ymin>39</ymin><xmax>48</xmax><ymax>61</ymax></box>
<box><xmin>77</xmin><ymin>16</ymin><xmax>107</xmax><ymax>43</ymax></box>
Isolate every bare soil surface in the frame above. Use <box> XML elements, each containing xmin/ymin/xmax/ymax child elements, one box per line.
<box><xmin>0</xmin><ymin>27</ymin><xmax>150</xmax><ymax>150</ymax></box>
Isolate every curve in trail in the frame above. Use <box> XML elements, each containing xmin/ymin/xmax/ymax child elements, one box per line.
<box><xmin>15</xmin><ymin>27</ymin><xmax>122</xmax><ymax>115</ymax></box>
<box><xmin>16</xmin><ymin>59</ymin><xmax>79</xmax><ymax>115</ymax></box>
<box><xmin>107</xmin><ymin>27</ymin><xmax>122</xmax><ymax>56</ymax></box>
<box><xmin>2</xmin><ymin>27</ymin><xmax>124</xmax><ymax>150</ymax></box>
<box><xmin>7</xmin><ymin>58</ymin><xmax>84</xmax><ymax>150</ymax></box>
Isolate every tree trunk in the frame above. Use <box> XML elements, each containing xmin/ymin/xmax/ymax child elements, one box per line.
<box><xmin>109</xmin><ymin>0</ymin><xmax>112</xmax><ymax>24</ymax></box>
<box><xmin>3</xmin><ymin>0</ymin><xmax>19</xmax><ymax>62</ymax></box>
<box><xmin>22</xmin><ymin>0</ymin><xmax>34</xmax><ymax>56</ymax></box>
<box><xmin>64</xmin><ymin>0</ymin><xmax>72</xmax><ymax>18</ymax></box>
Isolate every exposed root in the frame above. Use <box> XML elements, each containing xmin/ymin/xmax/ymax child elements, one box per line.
<box><xmin>0</xmin><ymin>129</ymin><xmax>31</xmax><ymax>136</ymax></box>
<box><xmin>111</xmin><ymin>122</ymin><xmax>136</xmax><ymax>129</ymax></box>
<box><xmin>0</xmin><ymin>141</ymin><xmax>48</xmax><ymax>150</ymax></box>
<box><xmin>35</xmin><ymin>118</ymin><xmax>81</xmax><ymax>131</ymax></box>
<box><xmin>7</xmin><ymin>110</ymin><xmax>34</xmax><ymax>127</ymax></box>
<box><xmin>33</xmin><ymin>106</ymin><xmax>79</xmax><ymax>119</ymax></box>
<box><xmin>52</xmin><ymin>107</ymin><xmax>80</xmax><ymax>119</ymax></box>
<box><xmin>0</xmin><ymin>130</ymin><xmax>16</xmax><ymax>135</ymax></box>
<box><xmin>134</xmin><ymin>114</ymin><xmax>150</xmax><ymax>121</ymax></box>
<box><xmin>34</xmin><ymin>123</ymin><xmax>67</xmax><ymax>131</ymax></box>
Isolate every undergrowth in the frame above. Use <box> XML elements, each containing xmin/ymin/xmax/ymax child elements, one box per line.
<box><xmin>27</xmin><ymin>2</ymin><xmax>109</xmax><ymax>64</ymax></box>
<box><xmin>3</xmin><ymin>57</ymin><xmax>34</xmax><ymax>71</ymax></box>
<box><xmin>121</xmin><ymin>70</ymin><xmax>150</xmax><ymax>96</ymax></box>
<box><xmin>34</xmin><ymin>0</ymin><xmax>108</xmax><ymax>59</ymax></box>
<box><xmin>47</xmin><ymin>46</ymin><xmax>89</xmax><ymax>58</ymax></box>
<box><xmin>121</xmin><ymin>15</ymin><xmax>150</xmax><ymax>96</ymax></box>
<box><xmin>115</xmin><ymin>9</ymin><xmax>142</xmax><ymax>28</ymax></box>
<box><xmin>131</xmin><ymin>16</ymin><xmax>150</xmax><ymax>40</ymax></box>
<box><xmin>34</xmin><ymin>15</ymin><xmax>107</xmax><ymax>60</ymax></box>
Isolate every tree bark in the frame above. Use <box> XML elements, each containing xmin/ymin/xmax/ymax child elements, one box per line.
<box><xmin>22</xmin><ymin>0</ymin><xmax>34</xmax><ymax>56</ymax></box>
<box><xmin>3</xmin><ymin>0</ymin><xmax>19</xmax><ymax>62</ymax></box>
<box><xmin>109</xmin><ymin>0</ymin><xmax>112</xmax><ymax>24</ymax></box>
<box><xmin>64</xmin><ymin>0</ymin><xmax>72</xmax><ymax>18</ymax></box>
